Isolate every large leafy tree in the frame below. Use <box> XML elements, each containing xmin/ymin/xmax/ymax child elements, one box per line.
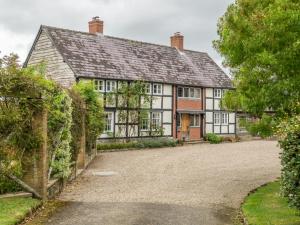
<box><xmin>214</xmin><ymin>0</ymin><xmax>300</xmax><ymax>209</ymax></box>
<box><xmin>214</xmin><ymin>0</ymin><xmax>300</xmax><ymax>116</ymax></box>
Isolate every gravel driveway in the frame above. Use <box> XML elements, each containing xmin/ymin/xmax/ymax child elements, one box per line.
<box><xmin>47</xmin><ymin>140</ymin><xmax>280</xmax><ymax>225</ymax></box>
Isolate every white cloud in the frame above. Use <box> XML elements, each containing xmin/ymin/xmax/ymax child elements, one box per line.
<box><xmin>0</xmin><ymin>0</ymin><xmax>234</xmax><ymax>72</ymax></box>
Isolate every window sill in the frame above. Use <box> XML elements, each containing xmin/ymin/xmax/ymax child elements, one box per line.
<box><xmin>178</xmin><ymin>97</ymin><xmax>201</xmax><ymax>100</ymax></box>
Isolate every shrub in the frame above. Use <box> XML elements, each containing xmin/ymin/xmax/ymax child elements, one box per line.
<box><xmin>97</xmin><ymin>138</ymin><xmax>177</xmax><ymax>151</ymax></box>
<box><xmin>245</xmin><ymin>114</ymin><xmax>274</xmax><ymax>138</ymax></box>
<box><xmin>277</xmin><ymin>115</ymin><xmax>300</xmax><ymax>209</ymax></box>
<box><xmin>205</xmin><ymin>133</ymin><xmax>223</xmax><ymax>144</ymax></box>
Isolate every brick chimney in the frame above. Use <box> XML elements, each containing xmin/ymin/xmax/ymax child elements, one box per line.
<box><xmin>171</xmin><ymin>32</ymin><xmax>184</xmax><ymax>51</ymax></box>
<box><xmin>89</xmin><ymin>16</ymin><xmax>103</xmax><ymax>34</ymax></box>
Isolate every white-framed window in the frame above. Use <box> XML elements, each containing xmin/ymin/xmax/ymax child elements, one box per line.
<box><xmin>214</xmin><ymin>89</ymin><xmax>222</xmax><ymax>98</ymax></box>
<box><xmin>190</xmin><ymin>114</ymin><xmax>200</xmax><ymax>127</ymax></box>
<box><xmin>176</xmin><ymin>114</ymin><xmax>182</xmax><ymax>127</ymax></box>
<box><xmin>153</xmin><ymin>84</ymin><xmax>162</xmax><ymax>95</ymax></box>
<box><xmin>222</xmin><ymin>113</ymin><xmax>229</xmax><ymax>125</ymax></box>
<box><xmin>106</xmin><ymin>80</ymin><xmax>116</xmax><ymax>92</ymax></box>
<box><xmin>151</xmin><ymin>112</ymin><xmax>161</xmax><ymax>129</ymax></box>
<box><xmin>105</xmin><ymin>112</ymin><xmax>113</xmax><ymax>132</ymax></box>
<box><xmin>140</xmin><ymin>113</ymin><xmax>150</xmax><ymax>131</ymax></box>
<box><xmin>145</xmin><ymin>83</ymin><xmax>151</xmax><ymax>94</ymax></box>
<box><xmin>178</xmin><ymin>87</ymin><xmax>201</xmax><ymax>99</ymax></box>
<box><xmin>194</xmin><ymin>88</ymin><xmax>201</xmax><ymax>98</ymax></box>
<box><xmin>94</xmin><ymin>80</ymin><xmax>104</xmax><ymax>92</ymax></box>
<box><xmin>214</xmin><ymin>113</ymin><xmax>221</xmax><ymax>125</ymax></box>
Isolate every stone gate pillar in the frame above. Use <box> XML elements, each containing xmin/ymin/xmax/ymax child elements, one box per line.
<box><xmin>23</xmin><ymin>109</ymin><xmax>48</xmax><ymax>200</ymax></box>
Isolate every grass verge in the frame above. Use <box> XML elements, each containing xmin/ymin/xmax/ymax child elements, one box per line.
<box><xmin>0</xmin><ymin>197</ymin><xmax>41</xmax><ymax>225</ymax></box>
<box><xmin>242</xmin><ymin>181</ymin><xmax>300</xmax><ymax>225</ymax></box>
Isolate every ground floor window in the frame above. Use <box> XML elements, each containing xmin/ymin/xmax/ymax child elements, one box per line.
<box><xmin>151</xmin><ymin>112</ymin><xmax>161</xmax><ymax>129</ymax></box>
<box><xmin>105</xmin><ymin>112</ymin><xmax>113</xmax><ymax>132</ymax></box>
<box><xmin>190</xmin><ymin>114</ymin><xmax>200</xmax><ymax>127</ymax></box>
<box><xmin>214</xmin><ymin>112</ymin><xmax>229</xmax><ymax>125</ymax></box>
<box><xmin>222</xmin><ymin>113</ymin><xmax>228</xmax><ymax>125</ymax></box>
<box><xmin>141</xmin><ymin>112</ymin><xmax>150</xmax><ymax>131</ymax></box>
<box><xmin>214</xmin><ymin>113</ymin><xmax>221</xmax><ymax>125</ymax></box>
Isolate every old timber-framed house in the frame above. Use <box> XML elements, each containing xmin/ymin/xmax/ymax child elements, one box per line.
<box><xmin>24</xmin><ymin>17</ymin><xmax>236</xmax><ymax>141</ymax></box>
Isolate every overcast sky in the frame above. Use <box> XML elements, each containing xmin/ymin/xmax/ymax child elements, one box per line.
<box><xmin>0</xmin><ymin>0</ymin><xmax>234</xmax><ymax>73</ymax></box>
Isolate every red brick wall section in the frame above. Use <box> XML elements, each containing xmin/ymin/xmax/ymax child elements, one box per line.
<box><xmin>89</xmin><ymin>17</ymin><xmax>103</xmax><ymax>34</ymax></box>
<box><xmin>177</xmin><ymin>99</ymin><xmax>203</xmax><ymax>110</ymax></box>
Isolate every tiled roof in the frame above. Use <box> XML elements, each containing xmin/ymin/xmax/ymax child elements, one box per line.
<box><xmin>43</xmin><ymin>25</ymin><xmax>232</xmax><ymax>88</ymax></box>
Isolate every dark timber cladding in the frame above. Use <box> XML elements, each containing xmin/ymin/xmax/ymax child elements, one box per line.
<box><xmin>28</xmin><ymin>25</ymin><xmax>232</xmax><ymax>88</ymax></box>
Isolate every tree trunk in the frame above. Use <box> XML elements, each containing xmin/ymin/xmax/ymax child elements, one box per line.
<box><xmin>6</xmin><ymin>174</ymin><xmax>42</xmax><ymax>199</ymax></box>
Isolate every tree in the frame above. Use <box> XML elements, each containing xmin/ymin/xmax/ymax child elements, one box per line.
<box><xmin>214</xmin><ymin>0</ymin><xmax>300</xmax><ymax>208</ymax></box>
<box><xmin>214</xmin><ymin>0</ymin><xmax>300</xmax><ymax>117</ymax></box>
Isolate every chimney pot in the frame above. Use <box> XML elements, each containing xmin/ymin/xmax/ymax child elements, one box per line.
<box><xmin>171</xmin><ymin>32</ymin><xmax>184</xmax><ymax>51</ymax></box>
<box><xmin>89</xmin><ymin>16</ymin><xmax>103</xmax><ymax>34</ymax></box>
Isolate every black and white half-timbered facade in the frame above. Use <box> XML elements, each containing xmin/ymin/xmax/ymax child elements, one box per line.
<box><xmin>24</xmin><ymin>17</ymin><xmax>236</xmax><ymax>141</ymax></box>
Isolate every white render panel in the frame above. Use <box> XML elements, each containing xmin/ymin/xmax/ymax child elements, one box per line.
<box><xmin>152</xmin><ymin>96</ymin><xmax>162</xmax><ymax>109</ymax></box>
<box><xmin>163</xmin><ymin>124</ymin><xmax>172</xmax><ymax>136</ymax></box>
<box><xmin>164</xmin><ymin>84</ymin><xmax>172</xmax><ymax>95</ymax></box>
<box><xmin>229</xmin><ymin>113</ymin><xmax>235</xmax><ymax>123</ymax></box>
<box><xmin>221</xmin><ymin>125</ymin><xmax>228</xmax><ymax>134</ymax></box>
<box><xmin>206</xmin><ymin>88</ymin><xmax>213</xmax><ymax>98</ymax></box>
<box><xmin>214</xmin><ymin>99</ymin><xmax>221</xmax><ymax>110</ymax></box>
<box><xmin>206</xmin><ymin>99</ymin><xmax>213</xmax><ymax>110</ymax></box>
<box><xmin>206</xmin><ymin>112</ymin><xmax>213</xmax><ymax>123</ymax></box>
<box><xmin>163</xmin><ymin>111</ymin><xmax>172</xmax><ymax>123</ymax></box>
<box><xmin>115</xmin><ymin>125</ymin><xmax>126</xmax><ymax>137</ymax></box>
<box><xmin>141</xmin><ymin>96</ymin><xmax>150</xmax><ymax>108</ymax></box>
<box><xmin>229</xmin><ymin>124</ymin><xmax>235</xmax><ymax>134</ymax></box>
<box><xmin>214</xmin><ymin>126</ymin><xmax>221</xmax><ymax>134</ymax></box>
<box><xmin>206</xmin><ymin>123</ymin><xmax>213</xmax><ymax>133</ymax></box>
<box><xmin>163</xmin><ymin>97</ymin><xmax>172</xmax><ymax>109</ymax></box>
<box><xmin>27</xmin><ymin>30</ymin><xmax>76</xmax><ymax>88</ymax></box>
<box><xmin>128</xmin><ymin>125</ymin><xmax>138</xmax><ymax>137</ymax></box>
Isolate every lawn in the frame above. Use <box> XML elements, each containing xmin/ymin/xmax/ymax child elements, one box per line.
<box><xmin>242</xmin><ymin>181</ymin><xmax>300</xmax><ymax>225</ymax></box>
<box><xmin>0</xmin><ymin>197</ymin><xmax>41</xmax><ymax>225</ymax></box>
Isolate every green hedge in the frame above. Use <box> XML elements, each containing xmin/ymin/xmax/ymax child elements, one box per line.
<box><xmin>97</xmin><ymin>138</ymin><xmax>177</xmax><ymax>151</ymax></box>
<box><xmin>204</xmin><ymin>133</ymin><xmax>223</xmax><ymax>144</ymax></box>
<box><xmin>277</xmin><ymin>115</ymin><xmax>300</xmax><ymax>209</ymax></box>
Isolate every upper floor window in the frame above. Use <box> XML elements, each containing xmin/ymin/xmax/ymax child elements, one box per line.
<box><xmin>94</xmin><ymin>80</ymin><xmax>104</xmax><ymax>92</ymax></box>
<box><xmin>190</xmin><ymin>114</ymin><xmax>200</xmax><ymax>127</ymax></box>
<box><xmin>178</xmin><ymin>87</ymin><xmax>201</xmax><ymax>99</ymax></box>
<box><xmin>214</xmin><ymin>89</ymin><xmax>222</xmax><ymax>98</ymax></box>
<box><xmin>145</xmin><ymin>83</ymin><xmax>151</xmax><ymax>94</ymax></box>
<box><xmin>153</xmin><ymin>84</ymin><xmax>162</xmax><ymax>95</ymax></box>
<box><xmin>106</xmin><ymin>81</ymin><xmax>116</xmax><ymax>92</ymax></box>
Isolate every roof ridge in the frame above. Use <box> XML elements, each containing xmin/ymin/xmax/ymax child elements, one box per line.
<box><xmin>42</xmin><ymin>24</ymin><xmax>208</xmax><ymax>55</ymax></box>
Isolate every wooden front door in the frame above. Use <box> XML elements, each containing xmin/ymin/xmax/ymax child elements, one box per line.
<box><xmin>181</xmin><ymin>114</ymin><xmax>190</xmax><ymax>140</ymax></box>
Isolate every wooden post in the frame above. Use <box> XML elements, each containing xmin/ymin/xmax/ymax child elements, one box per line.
<box><xmin>23</xmin><ymin>109</ymin><xmax>48</xmax><ymax>200</ymax></box>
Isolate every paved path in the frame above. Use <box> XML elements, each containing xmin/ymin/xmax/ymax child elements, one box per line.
<box><xmin>47</xmin><ymin>141</ymin><xmax>280</xmax><ymax>225</ymax></box>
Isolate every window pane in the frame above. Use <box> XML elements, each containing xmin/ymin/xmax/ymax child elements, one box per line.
<box><xmin>190</xmin><ymin>88</ymin><xmax>194</xmax><ymax>98</ymax></box>
<box><xmin>184</xmin><ymin>88</ymin><xmax>189</xmax><ymax>97</ymax></box>
<box><xmin>195</xmin><ymin>89</ymin><xmax>201</xmax><ymax>98</ymax></box>
<box><xmin>195</xmin><ymin>115</ymin><xmax>200</xmax><ymax>126</ymax></box>
<box><xmin>178</xmin><ymin>87</ymin><xmax>183</xmax><ymax>97</ymax></box>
